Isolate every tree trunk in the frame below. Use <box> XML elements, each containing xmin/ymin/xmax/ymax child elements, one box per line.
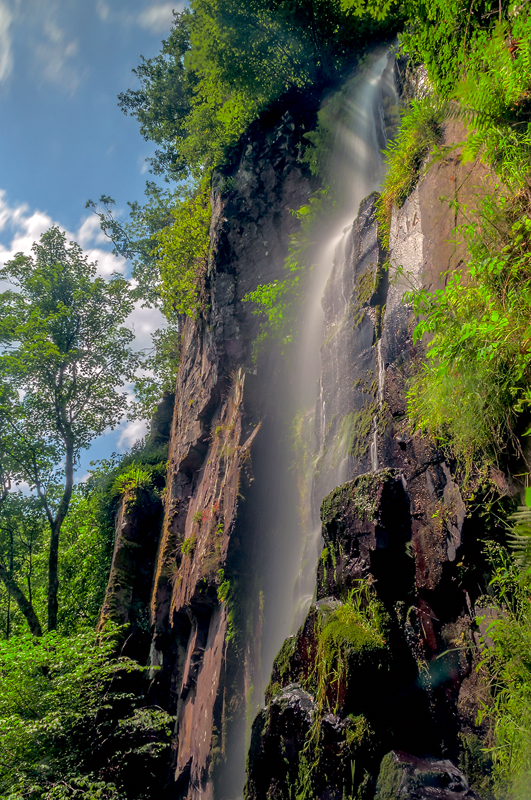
<box><xmin>0</xmin><ymin>562</ymin><xmax>42</xmax><ymax>636</ymax></box>
<box><xmin>47</xmin><ymin>440</ymin><xmax>74</xmax><ymax>631</ymax></box>
<box><xmin>47</xmin><ymin>522</ymin><xmax>60</xmax><ymax>631</ymax></box>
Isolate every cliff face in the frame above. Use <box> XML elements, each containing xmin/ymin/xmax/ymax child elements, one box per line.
<box><xmin>244</xmin><ymin>95</ymin><xmax>501</xmax><ymax>799</ymax></box>
<box><xmin>100</xmin><ymin>63</ymin><xmax>505</xmax><ymax>799</ymax></box>
<box><xmin>144</xmin><ymin>92</ymin><xmax>320</xmax><ymax>799</ymax></box>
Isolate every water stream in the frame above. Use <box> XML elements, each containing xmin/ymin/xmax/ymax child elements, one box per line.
<box><xmin>291</xmin><ymin>47</ymin><xmax>395</xmax><ymax>633</ymax></box>
<box><xmin>221</xmin><ymin>47</ymin><xmax>396</xmax><ymax>800</ymax></box>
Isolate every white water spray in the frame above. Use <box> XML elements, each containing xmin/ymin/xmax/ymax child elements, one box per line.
<box><xmin>225</xmin><ymin>47</ymin><xmax>396</xmax><ymax>800</ymax></box>
<box><xmin>291</xmin><ymin>48</ymin><xmax>394</xmax><ymax>628</ymax></box>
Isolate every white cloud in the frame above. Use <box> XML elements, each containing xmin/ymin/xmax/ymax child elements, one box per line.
<box><xmin>96</xmin><ymin>0</ymin><xmax>110</xmax><ymax>22</ymax></box>
<box><xmin>126</xmin><ymin>298</ymin><xmax>166</xmax><ymax>351</ymax></box>
<box><xmin>34</xmin><ymin>16</ymin><xmax>83</xmax><ymax>94</ymax></box>
<box><xmin>0</xmin><ymin>190</ymin><xmax>129</xmax><ymax>278</ymax></box>
<box><xmin>137</xmin><ymin>3</ymin><xmax>180</xmax><ymax>33</ymax></box>
<box><xmin>0</xmin><ymin>1</ymin><xmax>13</xmax><ymax>84</ymax></box>
<box><xmin>118</xmin><ymin>418</ymin><xmax>149</xmax><ymax>449</ymax></box>
<box><xmin>77</xmin><ymin>213</ymin><xmax>110</xmax><ymax>248</ymax></box>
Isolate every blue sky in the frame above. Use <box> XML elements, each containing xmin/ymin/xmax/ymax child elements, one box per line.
<box><xmin>0</xmin><ymin>0</ymin><xmax>185</xmax><ymax>476</ymax></box>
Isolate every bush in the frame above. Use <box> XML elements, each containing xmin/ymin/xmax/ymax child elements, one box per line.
<box><xmin>0</xmin><ymin>626</ymin><xmax>174</xmax><ymax>799</ymax></box>
<box><xmin>376</xmin><ymin>96</ymin><xmax>445</xmax><ymax>246</ymax></box>
<box><xmin>405</xmin><ymin>198</ymin><xmax>531</xmax><ymax>471</ymax></box>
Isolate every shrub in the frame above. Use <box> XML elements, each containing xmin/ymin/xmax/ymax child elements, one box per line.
<box><xmin>376</xmin><ymin>96</ymin><xmax>445</xmax><ymax>246</ymax></box>
<box><xmin>0</xmin><ymin>626</ymin><xmax>173</xmax><ymax>799</ymax></box>
<box><xmin>405</xmin><ymin>199</ymin><xmax>531</xmax><ymax>471</ymax></box>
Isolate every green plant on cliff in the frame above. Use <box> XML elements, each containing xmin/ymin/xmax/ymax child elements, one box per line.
<box><xmin>243</xmin><ymin>189</ymin><xmax>333</xmax><ymax>354</ymax></box>
<box><xmin>380</xmin><ymin>1</ymin><xmax>531</xmax><ymax>472</ymax></box>
<box><xmin>311</xmin><ymin>583</ymin><xmax>388</xmax><ymax>718</ymax></box>
<box><xmin>112</xmin><ymin>466</ymin><xmax>154</xmax><ymax>498</ymax></box>
<box><xmin>376</xmin><ymin>96</ymin><xmax>445</xmax><ymax>246</ymax></box>
<box><xmin>405</xmin><ymin>197</ymin><xmax>531</xmax><ymax>470</ymax></box>
<box><xmin>291</xmin><ymin>582</ymin><xmax>388</xmax><ymax>799</ymax></box>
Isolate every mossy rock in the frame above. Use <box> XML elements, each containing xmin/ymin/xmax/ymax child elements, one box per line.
<box><xmin>374</xmin><ymin>750</ymin><xmax>473</xmax><ymax>799</ymax></box>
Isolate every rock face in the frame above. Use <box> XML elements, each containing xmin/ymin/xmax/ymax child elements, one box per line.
<box><xmin>244</xmin><ymin>113</ymin><xmax>498</xmax><ymax>798</ymax></box>
<box><xmin>99</xmin><ymin>65</ymin><xmax>502</xmax><ymax>798</ymax></box>
<box><xmin>143</xmin><ymin>91</ymin><xmax>320</xmax><ymax>799</ymax></box>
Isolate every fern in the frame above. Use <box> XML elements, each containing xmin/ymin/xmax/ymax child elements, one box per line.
<box><xmin>507</xmin><ymin>506</ymin><xmax>531</xmax><ymax>574</ymax></box>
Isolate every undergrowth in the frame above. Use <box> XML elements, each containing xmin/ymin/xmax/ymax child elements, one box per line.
<box><xmin>476</xmin><ymin>538</ymin><xmax>531</xmax><ymax>799</ymax></box>
<box><xmin>376</xmin><ymin>96</ymin><xmax>445</xmax><ymax>246</ymax></box>
<box><xmin>405</xmin><ymin>194</ymin><xmax>531</xmax><ymax>472</ymax></box>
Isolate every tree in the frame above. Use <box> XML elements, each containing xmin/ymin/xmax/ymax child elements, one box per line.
<box><xmin>0</xmin><ymin>226</ymin><xmax>138</xmax><ymax>632</ymax></box>
<box><xmin>0</xmin><ymin>489</ymin><xmax>46</xmax><ymax>637</ymax></box>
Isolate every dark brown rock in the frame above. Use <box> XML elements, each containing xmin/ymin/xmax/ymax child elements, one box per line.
<box><xmin>144</xmin><ymin>92</ymin><xmax>321</xmax><ymax>799</ymax></box>
<box><xmin>375</xmin><ymin>750</ymin><xmax>482</xmax><ymax>800</ymax></box>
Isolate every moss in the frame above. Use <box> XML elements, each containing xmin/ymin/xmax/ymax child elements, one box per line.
<box><xmin>374</xmin><ymin>752</ymin><xmax>403</xmax><ymax>800</ymax></box>
<box><xmin>345</xmin><ymin>714</ymin><xmax>372</xmax><ymax>750</ymax></box>
<box><xmin>266</xmin><ymin>635</ymin><xmax>298</xmax><ymax>702</ymax></box>
<box><xmin>356</xmin><ymin>267</ymin><xmax>376</xmax><ymax>307</ymax></box>
<box><xmin>321</xmin><ymin>613</ymin><xmax>382</xmax><ymax>662</ymax></box>
<box><xmin>344</xmin><ymin>401</ymin><xmax>377</xmax><ymax>462</ymax></box>
<box><xmin>321</xmin><ymin>470</ymin><xmax>397</xmax><ymax>529</ymax></box>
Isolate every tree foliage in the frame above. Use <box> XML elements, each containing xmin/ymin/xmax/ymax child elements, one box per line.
<box><xmin>0</xmin><ymin>227</ymin><xmax>138</xmax><ymax>632</ymax></box>
<box><xmin>0</xmin><ymin>626</ymin><xmax>173</xmax><ymax>799</ymax></box>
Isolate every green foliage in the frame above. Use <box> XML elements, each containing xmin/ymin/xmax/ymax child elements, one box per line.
<box><xmin>310</xmin><ymin>583</ymin><xmax>388</xmax><ymax>718</ymax></box>
<box><xmin>376</xmin><ymin>96</ymin><xmax>444</xmax><ymax>246</ymax></box>
<box><xmin>288</xmin><ymin>582</ymin><xmax>387</xmax><ymax>800</ymax></box>
<box><xmin>400</xmin><ymin>0</ymin><xmax>513</xmax><ymax>97</ymax></box>
<box><xmin>104</xmin><ymin>0</ymin><xmax>402</xmax><ymax>345</ymax></box>
<box><xmin>454</xmin><ymin>17</ymin><xmax>531</xmax><ymax>190</ymax></box>
<box><xmin>405</xmin><ymin>197</ymin><xmax>531</xmax><ymax>470</ymax></box>
<box><xmin>0</xmin><ymin>625</ymin><xmax>173</xmax><ymax>799</ymax></box>
<box><xmin>0</xmin><ymin>227</ymin><xmax>138</xmax><ymax>632</ymax></box>
<box><xmin>111</xmin><ymin>466</ymin><xmax>153</xmax><ymax>498</ymax></box>
<box><xmin>92</xmin><ymin>439</ymin><xmax>168</xmax><ymax>513</ymax></box>
<box><xmin>181</xmin><ymin>534</ymin><xmax>197</xmax><ymax>557</ymax></box>
<box><xmin>217</xmin><ymin>568</ymin><xmax>231</xmax><ymax>604</ymax></box>
<box><xmin>0</xmin><ymin>227</ymin><xmax>137</xmax><ymax>457</ymax></box>
<box><xmin>476</xmin><ymin>542</ymin><xmax>531</xmax><ymax>797</ymax></box>
<box><xmin>154</xmin><ymin>177</ymin><xmax>211</xmax><ymax>318</ymax></box>
<box><xmin>130</xmin><ymin>323</ymin><xmax>181</xmax><ymax>423</ymax></box>
<box><xmin>244</xmin><ymin>189</ymin><xmax>333</xmax><ymax>353</ymax></box>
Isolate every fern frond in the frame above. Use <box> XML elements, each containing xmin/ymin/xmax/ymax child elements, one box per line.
<box><xmin>507</xmin><ymin>506</ymin><xmax>531</xmax><ymax>572</ymax></box>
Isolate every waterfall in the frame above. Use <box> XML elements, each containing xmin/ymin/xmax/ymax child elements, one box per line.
<box><xmin>221</xmin><ymin>47</ymin><xmax>396</xmax><ymax>800</ymax></box>
<box><xmin>292</xmin><ymin>47</ymin><xmax>395</xmax><ymax>630</ymax></box>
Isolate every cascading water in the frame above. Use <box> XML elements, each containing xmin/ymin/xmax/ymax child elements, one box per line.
<box><xmin>291</xmin><ymin>47</ymin><xmax>397</xmax><ymax>631</ymax></box>
<box><xmin>220</xmin><ymin>48</ymin><xmax>397</xmax><ymax>800</ymax></box>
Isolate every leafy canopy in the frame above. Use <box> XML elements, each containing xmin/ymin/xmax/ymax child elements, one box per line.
<box><xmin>0</xmin><ymin>226</ymin><xmax>139</xmax><ymax>631</ymax></box>
<box><xmin>0</xmin><ymin>625</ymin><xmax>173</xmax><ymax>799</ymax></box>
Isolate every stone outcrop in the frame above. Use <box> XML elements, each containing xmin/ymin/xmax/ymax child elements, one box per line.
<box><xmin>143</xmin><ymin>91</ymin><xmax>321</xmax><ymax>799</ymax></box>
<box><xmin>244</xmin><ymin>115</ymin><xmax>500</xmax><ymax>798</ymax></box>
<box><xmin>375</xmin><ymin>751</ymin><xmax>482</xmax><ymax>800</ymax></box>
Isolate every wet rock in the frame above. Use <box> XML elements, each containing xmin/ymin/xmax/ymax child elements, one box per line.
<box><xmin>314</xmin><ymin>193</ymin><xmax>389</xmax><ymax>505</ymax></box>
<box><xmin>318</xmin><ymin>469</ymin><xmax>413</xmax><ymax>604</ymax></box>
<box><xmin>144</xmin><ymin>90</ymin><xmax>321</xmax><ymax>799</ymax></box>
<box><xmin>246</xmin><ymin>685</ymin><xmax>377</xmax><ymax>800</ymax></box>
<box><xmin>375</xmin><ymin>750</ymin><xmax>482</xmax><ymax>799</ymax></box>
